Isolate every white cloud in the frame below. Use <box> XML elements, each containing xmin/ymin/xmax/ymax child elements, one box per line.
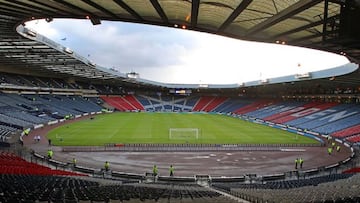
<box><xmin>25</xmin><ymin>19</ymin><xmax>350</xmax><ymax>84</ymax></box>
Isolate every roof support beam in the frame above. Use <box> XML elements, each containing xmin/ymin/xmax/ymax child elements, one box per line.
<box><xmin>0</xmin><ymin>2</ymin><xmax>45</xmax><ymax>16</ymax></box>
<box><xmin>291</xmin><ymin>34</ymin><xmax>322</xmax><ymax>43</ymax></box>
<box><xmin>290</xmin><ymin>29</ymin><xmax>337</xmax><ymax>44</ymax></box>
<box><xmin>4</xmin><ymin>0</ymin><xmax>55</xmax><ymax>16</ymax></box>
<box><xmin>245</xmin><ymin>0</ymin><xmax>323</xmax><ymax>36</ymax></box>
<box><xmin>150</xmin><ymin>0</ymin><xmax>168</xmax><ymax>24</ymax></box>
<box><xmin>191</xmin><ymin>0</ymin><xmax>200</xmax><ymax>28</ymax></box>
<box><xmin>272</xmin><ymin>14</ymin><xmax>339</xmax><ymax>39</ymax></box>
<box><xmin>31</xmin><ymin>0</ymin><xmax>75</xmax><ymax>16</ymax></box>
<box><xmin>113</xmin><ymin>0</ymin><xmax>143</xmax><ymax>21</ymax></box>
<box><xmin>218</xmin><ymin>0</ymin><xmax>253</xmax><ymax>32</ymax></box>
<box><xmin>82</xmin><ymin>0</ymin><xmax>119</xmax><ymax>19</ymax></box>
<box><xmin>0</xmin><ymin>5</ymin><xmax>30</xmax><ymax>17</ymax></box>
<box><xmin>52</xmin><ymin>0</ymin><xmax>95</xmax><ymax>16</ymax></box>
<box><xmin>322</xmin><ymin>0</ymin><xmax>329</xmax><ymax>42</ymax></box>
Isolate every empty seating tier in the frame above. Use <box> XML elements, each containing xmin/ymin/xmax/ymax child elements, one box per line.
<box><xmin>0</xmin><ymin>152</ymin><xmax>85</xmax><ymax>176</ymax></box>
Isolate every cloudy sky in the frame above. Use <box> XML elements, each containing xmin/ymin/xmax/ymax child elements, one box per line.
<box><xmin>25</xmin><ymin>19</ymin><xmax>349</xmax><ymax>84</ymax></box>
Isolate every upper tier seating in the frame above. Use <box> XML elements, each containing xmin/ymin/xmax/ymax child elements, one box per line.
<box><xmin>193</xmin><ymin>96</ymin><xmax>215</xmax><ymax>111</ymax></box>
<box><xmin>193</xmin><ymin>96</ymin><xmax>228</xmax><ymax>112</ymax></box>
<box><xmin>0</xmin><ymin>72</ymin><xmax>83</xmax><ymax>90</ymax></box>
<box><xmin>308</xmin><ymin>112</ymin><xmax>360</xmax><ymax>135</ymax></box>
<box><xmin>245</xmin><ymin>101</ymin><xmax>305</xmax><ymax>119</ymax></box>
<box><xmin>264</xmin><ymin>102</ymin><xmax>321</xmax><ymax>122</ymax></box>
<box><xmin>213</xmin><ymin>98</ymin><xmax>252</xmax><ymax>113</ymax></box>
<box><xmin>295</xmin><ymin>104</ymin><xmax>359</xmax><ymax>130</ymax></box>
<box><xmin>233</xmin><ymin>100</ymin><xmax>274</xmax><ymax>115</ymax></box>
<box><xmin>285</xmin><ymin>103</ymin><xmax>350</xmax><ymax>127</ymax></box>
<box><xmin>133</xmin><ymin>95</ymin><xmax>198</xmax><ymax>112</ymax></box>
<box><xmin>100</xmin><ymin>95</ymin><xmax>144</xmax><ymax>111</ymax></box>
<box><xmin>124</xmin><ymin>95</ymin><xmax>145</xmax><ymax>110</ymax></box>
<box><xmin>272</xmin><ymin>102</ymin><xmax>339</xmax><ymax>124</ymax></box>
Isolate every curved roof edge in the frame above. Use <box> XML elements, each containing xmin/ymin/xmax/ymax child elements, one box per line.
<box><xmin>17</xmin><ymin>24</ymin><xmax>358</xmax><ymax>90</ymax></box>
<box><xmin>244</xmin><ymin>63</ymin><xmax>359</xmax><ymax>88</ymax></box>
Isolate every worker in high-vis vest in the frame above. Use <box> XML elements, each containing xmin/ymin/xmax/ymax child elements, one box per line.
<box><xmin>72</xmin><ymin>158</ymin><xmax>77</xmax><ymax>166</ymax></box>
<box><xmin>299</xmin><ymin>157</ymin><xmax>304</xmax><ymax>169</ymax></box>
<box><xmin>104</xmin><ymin>161</ymin><xmax>110</xmax><ymax>171</ymax></box>
<box><xmin>336</xmin><ymin>145</ymin><xmax>341</xmax><ymax>152</ymax></box>
<box><xmin>47</xmin><ymin>149</ymin><xmax>53</xmax><ymax>159</ymax></box>
<box><xmin>153</xmin><ymin>165</ymin><xmax>158</xmax><ymax>176</ymax></box>
<box><xmin>169</xmin><ymin>165</ymin><xmax>174</xmax><ymax>176</ymax></box>
<box><xmin>328</xmin><ymin>147</ymin><xmax>333</xmax><ymax>155</ymax></box>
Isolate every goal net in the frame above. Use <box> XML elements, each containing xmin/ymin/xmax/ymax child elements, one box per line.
<box><xmin>169</xmin><ymin>128</ymin><xmax>199</xmax><ymax>140</ymax></box>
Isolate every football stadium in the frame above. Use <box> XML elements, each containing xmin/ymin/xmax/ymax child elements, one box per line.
<box><xmin>1</xmin><ymin>1</ymin><xmax>360</xmax><ymax>203</ymax></box>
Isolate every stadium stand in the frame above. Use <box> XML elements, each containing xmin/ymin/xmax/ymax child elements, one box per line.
<box><xmin>264</xmin><ymin>102</ymin><xmax>321</xmax><ymax>122</ymax></box>
<box><xmin>112</xmin><ymin>96</ymin><xmax>139</xmax><ymax>111</ymax></box>
<box><xmin>0</xmin><ymin>173</ymin><xmax>238</xmax><ymax>203</ymax></box>
<box><xmin>273</xmin><ymin>102</ymin><xmax>339</xmax><ymax>124</ymax></box>
<box><xmin>192</xmin><ymin>96</ymin><xmax>215</xmax><ymax>111</ymax></box>
<box><xmin>100</xmin><ymin>96</ymin><xmax>127</xmax><ymax>111</ymax></box>
<box><xmin>332</xmin><ymin>124</ymin><xmax>360</xmax><ymax>138</ymax></box>
<box><xmin>0</xmin><ymin>92</ymin><xmax>102</xmax><ymax>132</ymax></box>
<box><xmin>343</xmin><ymin>167</ymin><xmax>360</xmax><ymax>174</ymax></box>
<box><xmin>285</xmin><ymin>103</ymin><xmax>351</xmax><ymax>127</ymax></box>
<box><xmin>0</xmin><ymin>151</ymin><xmax>84</xmax><ymax>176</ymax></box>
<box><xmin>294</xmin><ymin>104</ymin><xmax>359</xmax><ymax>131</ymax></box>
<box><xmin>312</xmin><ymin>113</ymin><xmax>360</xmax><ymax>135</ymax></box>
<box><xmin>184</xmin><ymin>97</ymin><xmax>199</xmax><ymax>109</ymax></box>
<box><xmin>245</xmin><ymin>101</ymin><xmax>304</xmax><ymax>118</ymax></box>
<box><xmin>202</xmin><ymin>97</ymin><xmax>228</xmax><ymax>112</ymax></box>
<box><xmin>0</xmin><ymin>125</ymin><xmax>16</xmax><ymax>140</ymax></box>
<box><xmin>134</xmin><ymin>95</ymin><xmax>198</xmax><ymax>112</ymax></box>
<box><xmin>213</xmin><ymin>174</ymin><xmax>360</xmax><ymax>203</ymax></box>
<box><xmin>346</xmin><ymin>135</ymin><xmax>360</xmax><ymax>144</ymax></box>
<box><xmin>233</xmin><ymin>100</ymin><xmax>274</xmax><ymax>115</ymax></box>
<box><xmin>136</xmin><ymin>95</ymin><xmax>152</xmax><ymax>107</ymax></box>
<box><xmin>213</xmin><ymin>98</ymin><xmax>252</xmax><ymax>113</ymax></box>
<box><xmin>124</xmin><ymin>95</ymin><xmax>145</xmax><ymax>110</ymax></box>
<box><xmin>192</xmin><ymin>96</ymin><xmax>228</xmax><ymax>112</ymax></box>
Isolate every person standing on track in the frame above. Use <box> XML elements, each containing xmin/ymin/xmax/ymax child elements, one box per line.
<box><xmin>299</xmin><ymin>157</ymin><xmax>304</xmax><ymax>169</ymax></box>
<box><xmin>72</xmin><ymin>158</ymin><xmax>77</xmax><ymax>167</ymax></box>
<box><xmin>153</xmin><ymin>165</ymin><xmax>158</xmax><ymax>176</ymax></box>
<box><xmin>328</xmin><ymin>147</ymin><xmax>333</xmax><ymax>155</ymax></box>
<box><xmin>169</xmin><ymin>165</ymin><xmax>174</xmax><ymax>176</ymax></box>
<box><xmin>47</xmin><ymin>149</ymin><xmax>53</xmax><ymax>159</ymax></box>
<box><xmin>104</xmin><ymin>161</ymin><xmax>110</xmax><ymax>171</ymax></box>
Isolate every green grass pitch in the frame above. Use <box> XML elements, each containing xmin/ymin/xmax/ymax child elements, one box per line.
<box><xmin>47</xmin><ymin>112</ymin><xmax>319</xmax><ymax>146</ymax></box>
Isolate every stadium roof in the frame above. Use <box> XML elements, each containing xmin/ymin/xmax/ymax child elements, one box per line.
<box><xmin>0</xmin><ymin>0</ymin><xmax>359</xmax><ymax>89</ymax></box>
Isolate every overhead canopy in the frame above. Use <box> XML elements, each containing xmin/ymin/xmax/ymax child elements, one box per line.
<box><xmin>0</xmin><ymin>0</ymin><xmax>359</xmax><ymax>88</ymax></box>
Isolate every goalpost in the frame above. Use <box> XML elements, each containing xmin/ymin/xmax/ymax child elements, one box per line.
<box><xmin>169</xmin><ymin>128</ymin><xmax>200</xmax><ymax>140</ymax></box>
